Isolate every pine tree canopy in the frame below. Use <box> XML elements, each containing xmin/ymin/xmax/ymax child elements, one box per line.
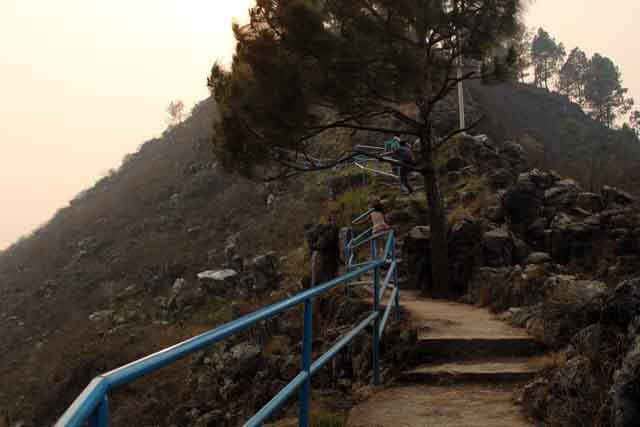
<box><xmin>209</xmin><ymin>0</ymin><xmax>524</xmax><ymax>177</ymax></box>
<box><xmin>584</xmin><ymin>53</ymin><xmax>634</xmax><ymax>128</ymax></box>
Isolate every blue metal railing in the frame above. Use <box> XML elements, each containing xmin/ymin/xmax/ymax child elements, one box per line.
<box><xmin>56</xmin><ymin>216</ymin><xmax>400</xmax><ymax>427</ymax></box>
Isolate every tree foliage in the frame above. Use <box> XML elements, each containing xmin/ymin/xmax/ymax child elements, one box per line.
<box><xmin>166</xmin><ymin>100</ymin><xmax>186</xmax><ymax>128</ymax></box>
<box><xmin>558</xmin><ymin>47</ymin><xmax>589</xmax><ymax>105</ymax></box>
<box><xmin>584</xmin><ymin>54</ymin><xmax>634</xmax><ymax>128</ymax></box>
<box><xmin>531</xmin><ymin>28</ymin><xmax>565</xmax><ymax>90</ymax></box>
<box><xmin>209</xmin><ymin>0</ymin><xmax>524</xmax><ymax>296</ymax></box>
<box><xmin>630</xmin><ymin>110</ymin><xmax>640</xmax><ymax>137</ymax></box>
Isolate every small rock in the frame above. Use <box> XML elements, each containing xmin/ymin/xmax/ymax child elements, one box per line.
<box><xmin>524</xmin><ymin>252</ymin><xmax>552</xmax><ymax>265</ymax></box>
<box><xmin>89</xmin><ymin>310</ymin><xmax>114</xmax><ymax>322</ymax></box>
<box><xmin>576</xmin><ymin>192</ymin><xmax>604</xmax><ymax>213</ymax></box>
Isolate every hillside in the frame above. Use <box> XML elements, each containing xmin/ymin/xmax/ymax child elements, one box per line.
<box><xmin>0</xmin><ymin>98</ymin><xmax>336</xmax><ymax>425</ymax></box>
<box><xmin>469</xmin><ymin>82</ymin><xmax>640</xmax><ymax>192</ymax></box>
<box><xmin>1</xmin><ymin>81</ymin><xmax>640</xmax><ymax>426</ymax></box>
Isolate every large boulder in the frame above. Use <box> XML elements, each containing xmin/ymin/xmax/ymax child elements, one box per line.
<box><xmin>601</xmin><ymin>278</ymin><xmax>640</xmax><ymax>328</ymax></box>
<box><xmin>448</xmin><ymin>215</ymin><xmax>484</xmax><ymax>295</ymax></box>
<box><xmin>404</xmin><ymin>226</ymin><xmax>431</xmax><ymax>291</ymax></box>
<box><xmin>246</xmin><ymin>252</ymin><xmax>281</xmax><ymax>292</ymax></box>
<box><xmin>541</xmin><ymin>275</ymin><xmax>607</xmax><ymax>348</ymax></box>
<box><xmin>487</xmin><ymin>168</ymin><xmax>516</xmax><ymax>189</ymax></box>
<box><xmin>503</xmin><ymin>180</ymin><xmax>543</xmax><ymax>234</ymax></box>
<box><xmin>577</xmin><ymin>192</ymin><xmax>604</xmax><ymax>213</ymax></box>
<box><xmin>481</xmin><ymin>227</ymin><xmax>515</xmax><ymax>267</ymax></box>
<box><xmin>501</xmin><ymin>141</ymin><xmax>527</xmax><ymax>164</ymax></box>
<box><xmin>550</xmin><ymin>213</ymin><xmax>602</xmax><ymax>267</ymax></box>
<box><xmin>520</xmin><ymin>169</ymin><xmax>561</xmax><ymax>190</ymax></box>
<box><xmin>198</xmin><ymin>270</ymin><xmax>239</xmax><ymax>296</ymax></box>
<box><xmin>306</xmin><ymin>224</ymin><xmax>340</xmax><ymax>286</ymax></box>
<box><xmin>466</xmin><ymin>264</ymin><xmax>551</xmax><ymax>313</ymax></box>
<box><xmin>611</xmin><ymin>319</ymin><xmax>640</xmax><ymax>427</ymax></box>
<box><xmin>524</xmin><ymin>252</ymin><xmax>552</xmax><ymax>265</ymax></box>
<box><xmin>446</xmin><ymin>156</ymin><xmax>467</xmax><ymax>172</ymax></box>
<box><xmin>544</xmin><ymin>179</ymin><xmax>579</xmax><ymax>210</ymax></box>
<box><xmin>603</xmin><ymin>186</ymin><xmax>637</xmax><ymax>208</ymax></box>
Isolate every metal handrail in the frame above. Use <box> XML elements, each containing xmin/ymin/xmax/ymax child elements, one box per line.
<box><xmin>57</xmin><ymin>214</ymin><xmax>399</xmax><ymax>427</ymax></box>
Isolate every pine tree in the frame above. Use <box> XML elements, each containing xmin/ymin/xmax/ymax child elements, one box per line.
<box><xmin>631</xmin><ymin>111</ymin><xmax>640</xmax><ymax>137</ymax></box>
<box><xmin>531</xmin><ymin>28</ymin><xmax>565</xmax><ymax>90</ymax></box>
<box><xmin>511</xmin><ymin>24</ymin><xmax>533</xmax><ymax>83</ymax></box>
<box><xmin>209</xmin><ymin>0</ymin><xmax>524</xmax><ymax>297</ymax></box>
<box><xmin>584</xmin><ymin>54</ymin><xmax>634</xmax><ymax>128</ymax></box>
<box><xmin>558</xmin><ymin>47</ymin><xmax>589</xmax><ymax>105</ymax></box>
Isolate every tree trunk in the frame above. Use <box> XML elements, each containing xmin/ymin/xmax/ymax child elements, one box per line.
<box><xmin>420</xmin><ymin>126</ymin><xmax>450</xmax><ymax>298</ymax></box>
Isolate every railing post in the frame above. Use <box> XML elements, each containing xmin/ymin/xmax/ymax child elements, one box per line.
<box><xmin>392</xmin><ymin>238</ymin><xmax>400</xmax><ymax>319</ymax></box>
<box><xmin>299</xmin><ymin>299</ymin><xmax>313</xmax><ymax>427</ymax></box>
<box><xmin>89</xmin><ymin>395</ymin><xmax>109</xmax><ymax>427</ymax></box>
<box><xmin>371</xmin><ymin>237</ymin><xmax>380</xmax><ymax>386</ymax></box>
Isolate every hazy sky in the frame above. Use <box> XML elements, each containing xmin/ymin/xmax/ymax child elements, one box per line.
<box><xmin>0</xmin><ymin>0</ymin><xmax>638</xmax><ymax>249</ymax></box>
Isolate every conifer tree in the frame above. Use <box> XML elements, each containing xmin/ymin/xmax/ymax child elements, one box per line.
<box><xmin>584</xmin><ymin>54</ymin><xmax>634</xmax><ymax>128</ymax></box>
<box><xmin>209</xmin><ymin>0</ymin><xmax>524</xmax><ymax>297</ymax></box>
<box><xmin>558</xmin><ymin>47</ymin><xmax>589</xmax><ymax>105</ymax></box>
<box><xmin>531</xmin><ymin>28</ymin><xmax>565</xmax><ymax>90</ymax></box>
<box><xmin>630</xmin><ymin>110</ymin><xmax>640</xmax><ymax>137</ymax></box>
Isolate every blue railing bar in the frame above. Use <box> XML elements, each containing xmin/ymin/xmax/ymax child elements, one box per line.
<box><xmin>352</xmin><ymin>209</ymin><xmax>374</xmax><ymax>225</ymax></box>
<box><xmin>89</xmin><ymin>395</ymin><xmax>108</xmax><ymax>427</ymax></box>
<box><xmin>347</xmin><ymin>252</ymin><xmax>355</xmax><ymax>270</ymax></box>
<box><xmin>350</xmin><ymin>230</ymin><xmax>391</xmax><ymax>251</ymax></box>
<box><xmin>354</xmin><ymin>163</ymin><xmax>399</xmax><ymax>179</ymax></box>
<box><xmin>105</xmin><ymin>261</ymin><xmax>384</xmax><ymax>388</ymax></box>
<box><xmin>347</xmin><ymin>228</ymin><xmax>372</xmax><ymax>249</ymax></box>
<box><xmin>299</xmin><ymin>299</ymin><xmax>313</xmax><ymax>427</ymax></box>
<box><xmin>311</xmin><ymin>311</ymin><xmax>378</xmax><ymax>376</ymax></box>
<box><xmin>383</xmin><ymin>230</ymin><xmax>395</xmax><ymax>261</ymax></box>
<box><xmin>244</xmin><ymin>372</ymin><xmax>309</xmax><ymax>427</ymax></box>
<box><xmin>56</xmin><ymin>260</ymin><xmax>386</xmax><ymax>427</ymax></box>
<box><xmin>247</xmin><ymin>312</ymin><xmax>379</xmax><ymax>427</ymax></box>
<box><xmin>346</xmin><ymin>280</ymin><xmax>373</xmax><ymax>288</ymax></box>
<box><xmin>392</xmin><ymin>244</ymin><xmax>400</xmax><ymax>319</ymax></box>
<box><xmin>379</xmin><ymin>261</ymin><xmax>396</xmax><ymax>296</ymax></box>
<box><xmin>379</xmin><ymin>287</ymin><xmax>400</xmax><ymax>339</ymax></box>
<box><xmin>354</xmin><ymin>145</ymin><xmax>385</xmax><ymax>151</ymax></box>
<box><xmin>348</xmin><ymin>261</ymin><xmax>377</xmax><ymax>270</ymax></box>
<box><xmin>56</xmin><ymin>377</ymin><xmax>108</xmax><ymax>427</ymax></box>
<box><xmin>372</xmin><ymin>237</ymin><xmax>381</xmax><ymax>386</ymax></box>
<box><xmin>349</xmin><ymin>229</ymin><xmax>373</xmax><ymax>246</ymax></box>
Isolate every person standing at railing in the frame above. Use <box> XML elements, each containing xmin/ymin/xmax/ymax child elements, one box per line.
<box><xmin>353</xmin><ymin>197</ymin><xmax>391</xmax><ymax>249</ymax></box>
<box><xmin>396</xmin><ymin>140</ymin><xmax>416</xmax><ymax>195</ymax></box>
<box><xmin>384</xmin><ymin>135</ymin><xmax>402</xmax><ymax>177</ymax></box>
<box><xmin>353</xmin><ymin>198</ymin><xmax>392</xmax><ymax>262</ymax></box>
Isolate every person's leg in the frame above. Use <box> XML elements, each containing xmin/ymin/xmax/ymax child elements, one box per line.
<box><xmin>404</xmin><ymin>170</ymin><xmax>414</xmax><ymax>194</ymax></box>
<box><xmin>399</xmin><ymin>168</ymin><xmax>410</xmax><ymax>194</ymax></box>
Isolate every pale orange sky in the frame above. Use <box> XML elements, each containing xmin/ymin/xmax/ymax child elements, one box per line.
<box><xmin>0</xmin><ymin>0</ymin><xmax>638</xmax><ymax>249</ymax></box>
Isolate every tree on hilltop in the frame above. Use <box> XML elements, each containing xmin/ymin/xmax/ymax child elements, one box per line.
<box><xmin>558</xmin><ymin>47</ymin><xmax>589</xmax><ymax>106</ymax></box>
<box><xmin>630</xmin><ymin>110</ymin><xmax>640</xmax><ymax>138</ymax></box>
<box><xmin>531</xmin><ymin>28</ymin><xmax>565</xmax><ymax>90</ymax></box>
<box><xmin>166</xmin><ymin>100</ymin><xmax>186</xmax><ymax>128</ymax></box>
<box><xmin>584</xmin><ymin>54</ymin><xmax>634</xmax><ymax>128</ymax></box>
<box><xmin>209</xmin><ymin>0</ymin><xmax>525</xmax><ymax>297</ymax></box>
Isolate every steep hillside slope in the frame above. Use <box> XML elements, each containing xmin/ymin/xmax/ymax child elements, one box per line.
<box><xmin>470</xmin><ymin>82</ymin><xmax>640</xmax><ymax>192</ymax></box>
<box><xmin>0</xmin><ymin>98</ymin><xmax>332</xmax><ymax>425</ymax></box>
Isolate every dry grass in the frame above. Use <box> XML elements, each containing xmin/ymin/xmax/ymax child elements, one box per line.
<box><xmin>527</xmin><ymin>352</ymin><xmax>569</xmax><ymax>371</ymax></box>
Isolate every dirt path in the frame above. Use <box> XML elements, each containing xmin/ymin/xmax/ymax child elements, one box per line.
<box><xmin>347</xmin><ymin>290</ymin><xmax>540</xmax><ymax>427</ymax></box>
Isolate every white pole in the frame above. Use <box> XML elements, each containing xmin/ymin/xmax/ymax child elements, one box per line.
<box><xmin>457</xmin><ymin>31</ymin><xmax>466</xmax><ymax>130</ymax></box>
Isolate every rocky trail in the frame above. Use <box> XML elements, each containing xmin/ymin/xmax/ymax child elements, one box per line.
<box><xmin>347</xmin><ymin>290</ymin><xmax>541</xmax><ymax>426</ymax></box>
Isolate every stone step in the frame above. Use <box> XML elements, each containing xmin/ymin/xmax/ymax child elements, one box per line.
<box><xmin>347</xmin><ymin>384</ymin><xmax>532</xmax><ymax>427</ymax></box>
<box><xmin>398</xmin><ymin>359</ymin><xmax>539</xmax><ymax>385</ymax></box>
<box><xmin>414</xmin><ymin>337</ymin><xmax>542</xmax><ymax>362</ymax></box>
